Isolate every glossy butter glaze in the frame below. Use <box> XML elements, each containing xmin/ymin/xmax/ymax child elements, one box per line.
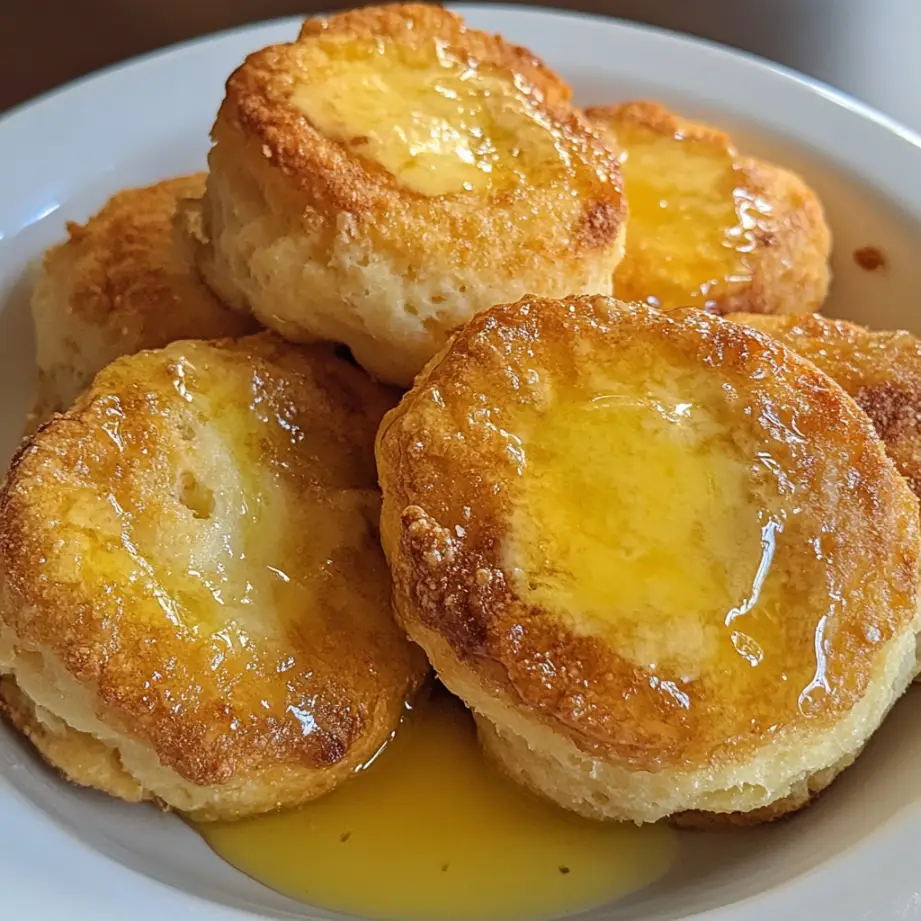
<box><xmin>292</xmin><ymin>36</ymin><xmax>573</xmax><ymax>197</ymax></box>
<box><xmin>613</xmin><ymin>117</ymin><xmax>766</xmax><ymax>308</ymax></box>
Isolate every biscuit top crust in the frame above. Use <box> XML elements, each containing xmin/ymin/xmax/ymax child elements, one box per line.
<box><xmin>377</xmin><ymin>296</ymin><xmax>919</xmax><ymax>772</ymax></box>
<box><xmin>587</xmin><ymin>101</ymin><xmax>828</xmax><ymax>312</ymax></box>
<box><xmin>292</xmin><ymin>5</ymin><xmax>571</xmax><ymax>197</ymax></box>
<box><xmin>217</xmin><ymin>4</ymin><xmax>623</xmax><ymax>258</ymax></box>
<box><xmin>0</xmin><ymin>334</ymin><xmax>426</xmax><ymax>785</ymax></box>
<box><xmin>47</xmin><ymin>175</ymin><xmax>252</xmax><ymax>343</ymax></box>
<box><xmin>728</xmin><ymin>312</ymin><xmax>921</xmax><ymax>499</ymax></box>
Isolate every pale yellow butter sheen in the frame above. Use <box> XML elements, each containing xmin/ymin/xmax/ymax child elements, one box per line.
<box><xmin>615</xmin><ymin>120</ymin><xmax>768</xmax><ymax>308</ymax></box>
<box><xmin>506</xmin><ymin>373</ymin><xmax>793</xmax><ymax>683</ymax></box>
<box><xmin>291</xmin><ymin>37</ymin><xmax>571</xmax><ymax>196</ymax></box>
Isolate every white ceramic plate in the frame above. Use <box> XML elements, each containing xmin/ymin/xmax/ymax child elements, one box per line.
<box><xmin>3</xmin><ymin>7</ymin><xmax>921</xmax><ymax>920</ymax></box>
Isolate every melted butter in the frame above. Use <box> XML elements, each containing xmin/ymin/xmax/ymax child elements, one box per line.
<box><xmin>509</xmin><ymin>386</ymin><xmax>780</xmax><ymax>672</ymax></box>
<box><xmin>135</xmin><ymin>354</ymin><xmax>382</xmax><ymax>643</ymax></box>
<box><xmin>290</xmin><ymin>37</ymin><xmax>570</xmax><ymax>196</ymax></box>
<box><xmin>197</xmin><ymin>688</ymin><xmax>675</xmax><ymax>920</ymax></box>
<box><xmin>503</xmin><ymin>373</ymin><xmax>843</xmax><ymax>725</ymax></box>
<box><xmin>614</xmin><ymin>121</ymin><xmax>768</xmax><ymax>308</ymax></box>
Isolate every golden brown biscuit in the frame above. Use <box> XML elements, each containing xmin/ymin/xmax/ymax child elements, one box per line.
<box><xmin>0</xmin><ymin>333</ymin><xmax>428</xmax><ymax>821</ymax></box>
<box><xmin>377</xmin><ymin>295</ymin><xmax>920</xmax><ymax>825</ymax></box>
<box><xmin>587</xmin><ymin>101</ymin><xmax>831</xmax><ymax>314</ymax></box>
<box><xmin>29</xmin><ymin>175</ymin><xmax>256</xmax><ymax>427</ymax></box>
<box><xmin>184</xmin><ymin>4</ymin><xmax>625</xmax><ymax>385</ymax></box>
<box><xmin>727</xmin><ymin>313</ymin><xmax>921</xmax><ymax>500</ymax></box>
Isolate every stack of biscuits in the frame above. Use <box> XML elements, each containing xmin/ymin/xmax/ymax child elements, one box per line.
<box><xmin>2</xmin><ymin>4</ymin><xmax>919</xmax><ymax>828</ymax></box>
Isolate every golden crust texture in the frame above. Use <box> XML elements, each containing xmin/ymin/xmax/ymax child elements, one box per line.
<box><xmin>0</xmin><ymin>333</ymin><xmax>428</xmax><ymax>821</ymax></box>
<box><xmin>587</xmin><ymin>101</ymin><xmax>831</xmax><ymax>315</ymax></box>
<box><xmin>727</xmin><ymin>313</ymin><xmax>921</xmax><ymax>500</ymax></box>
<box><xmin>29</xmin><ymin>175</ymin><xmax>256</xmax><ymax>426</ymax></box>
<box><xmin>376</xmin><ymin>295</ymin><xmax>920</xmax><ymax>824</ymax></box>
<box><xmin>186</xmin><ymin>3</ymin><xmax>625</xmax><ymax>385</ymax></box>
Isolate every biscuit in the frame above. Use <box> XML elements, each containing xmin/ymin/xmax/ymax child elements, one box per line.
<box><xmin>727</xmin><ymin>313</ymin><xmax>921</xmax><ymax>500</ymax></box>
<box><xmin>29</xmin><ymin>175</ymin><xmax>256</xmax><ymax>427</ymax></box>
<box><xmin>0</xmin><ymin>333</ymin><xmax>428</xmax><ymax>820</ymax></box>
<box><xmin>377</xmin><ymin>295</ymin><xmax>920</xmax><ymax>825</ymax></box>
<box><xmin>587</xmin><ymin>102</ymin><xmax>831</xmax><ymax>315</ymax></box>
<box><xmin>184</xmin><ymin>4</ymin><xmax>625</xmax><ymax>385</ymax></box>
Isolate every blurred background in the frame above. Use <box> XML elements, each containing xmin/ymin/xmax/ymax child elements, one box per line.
<box><xmin>3</xmin><ymin>0</ymin><xmax>920</xmax><ymax>130</ymax></box>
